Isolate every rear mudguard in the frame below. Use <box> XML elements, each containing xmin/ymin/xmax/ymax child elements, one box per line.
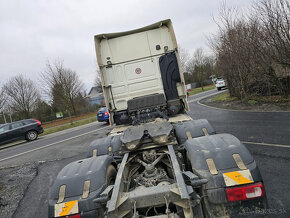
<box><xmin>173</xmin><ymin>119</ymin><xmax>216</xmax><ymax>144</ymax></box>
<box><xmin>184</xmin><ymin>133</ymin><xmax>267</xmax><ymax>217</ymax></box>
<box><xmin>87</xmin><ymin>135</ymin><xmax>122</xmax><ymax>158</ymax></box>
<box><xmin>48</xmin><ymin>155</ymin><xmax>115</xmax><ymax>218</ymax></box>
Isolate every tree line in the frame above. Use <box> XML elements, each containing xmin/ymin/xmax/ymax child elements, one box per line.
<box><xmin>180</xmin><ymin>0</ymin><xmax>289</xmax><ymax>99</ymax></box>
<box><xmin>1</xmin><ymin>0</ymin><xmax>289</xmax><ymax>123</ymax></box>
<box><xmin>210</xmin><ymin>0</ymin><xmax>290</xmax><ymax>100</ymax></box>
<box><xmin>0</xmin><ymin>60</ymin><xmax>94</xmax><ymax>123</ymax></box>
<box><xmin>180</xmin><ymin>47</ymin><xmax>217</xmax><ymax>91</ymax></box>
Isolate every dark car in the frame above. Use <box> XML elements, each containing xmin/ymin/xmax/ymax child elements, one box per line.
<box><xmin>0</xmin><ymin>119</ymin><xmax>44</xmax><ymax>145</ymax></box>
<box><xmin>97</xmin><ymin>107</ymin><xmax>110</xmax><ymax>123</ymax></box>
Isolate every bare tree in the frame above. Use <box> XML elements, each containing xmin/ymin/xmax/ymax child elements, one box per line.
<box><xmin>256</xmin><ymin>0</ymin><xmax>290</xmax><ymax>68</ymax></box>
<box><xmin>255</xmin><ymin>0</ymin><xmax>290</xmax><ymax>96</ymax></box>
<box><xmin>42</xmin><ymin>60</ymin><xmax>84</xmax><ymax>123</ymax></box>
<box><xmin>94</xmin><ymin>69</ymin><xmax>103</xmax><ymax>93</ymax></box>
<box><xmin>186</xmin><ymin>48</ymin><xmax>207</xmax><ymax>90</ymax></box>
<box><xmin>178</xmin><ymin>45</ymin><xmax>191</xmax><ymax>72</ymax></box>
<box><xmin>209</xmin><ymin>1</ymin><xmax>290</xmax><ymax>99</ymax></box>
<box><xmin>4</xmin><ymin>75</ymin><xmax>40</xmax><ymax>118</ymax></box>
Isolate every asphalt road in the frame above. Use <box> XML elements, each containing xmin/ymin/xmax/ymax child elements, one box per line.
<box><xmin>188</xmin><ymin>89</ymin><xmax>290</xmax><ymax>217</ymax></box>
<box><xmin>0</xmin><ymin>89</ymin><xmax>289</xmax><ymax>218</ymax></box>
<box><xmin>0</xmin><ymin>121</ymin><xmax>112</xmax><ymax>167</ymax></box>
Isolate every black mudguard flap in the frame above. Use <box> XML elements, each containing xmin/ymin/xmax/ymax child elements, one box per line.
<box><xmin>159</xmin><ymin>52</ymin><xmax>181</xmax><ymax>101</ymax></box>
<box><xmin>185</xmin><ymin>134</ymin><xmax>263</xmax><ymax>203</ymax></box>
<box><xmin>174</xmin><ymin>119</ymin><xmax>216</xmax><ymax>144</ymax></box>
<box><xmin>87</xmin><ymin>135</ymin><xmax>122</xmax><ymax>158</ymax></box>
<box><xmin>48</xmin><ymin>155</ymin><xmax>114</xmax><ymax>217</ymax></box>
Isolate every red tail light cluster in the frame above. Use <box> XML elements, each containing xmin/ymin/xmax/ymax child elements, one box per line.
<box><xmin>34</xmin><ymin>119</ymin><xmax>42</xmax><ymax>126</ymax></box>
<box><xmin>104</xmin><ymin>112</ymin><xmax>109</xmax><ymax>116</ymax></box>
<box><xmin>62</xmin><ymin>214</ymin><xmax>80</xmax><ymax>218</ymax></box>
<box><xmin>226</xmin><ymin>182</ymin><xmax>265</xmax><ymax>202</ymax></box>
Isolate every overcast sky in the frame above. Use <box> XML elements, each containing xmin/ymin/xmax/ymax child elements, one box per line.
<box><xmin>0</xmin><ymin>0</ymin><xmax>253</xmax><ymax>92</ymax></box>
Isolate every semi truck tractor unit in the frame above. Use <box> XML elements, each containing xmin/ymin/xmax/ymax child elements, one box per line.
<box><xmin>48</xmin><ymin>19</ymin><xmax>267</xmax><ymax>218</ymax></box>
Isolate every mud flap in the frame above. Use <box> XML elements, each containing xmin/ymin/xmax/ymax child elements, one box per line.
<box><xmin>184</xmin><ymin>133</ymin><xmax>267</xmax><ymax>217</ymax></box>
<box><xmin>159</xmin><ymin>52</ymin><xmax>181</xmax><ymax>101</ymax></box>
<box><xmin>174</xmin><ymin>119</ymin><xmax>216</xmax><ymax>144</ymax></box>
<box><xmin>87</xmin><ymin>135</ymin><xmax>122</xmax><ymax>158</ymax></box>
<box><xmin>48</xmin><ymin>155</ymin><xmax>115</xmax><ymax>218</ymax></box>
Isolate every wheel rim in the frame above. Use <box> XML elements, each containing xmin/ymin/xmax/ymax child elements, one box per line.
<box><xmin>28</xmin><ymin>131</ymin><xmax>37</xmax><ymax>140</ymax></box>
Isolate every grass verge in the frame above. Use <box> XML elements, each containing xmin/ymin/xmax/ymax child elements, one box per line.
<box><xmin>188</xmin><ymin>84</ymin><xmax>215</xmax><ymax>96</ymax></box>
<box><xmin>209</xmin><ymin>91</ymin><xmax>289</xmax><ymax>111</ymax></box>
<box><xmin>42</xmin><ymin>112</ymin><xmax>98</xmax><ymax>129</ymax></box>
<box><xmin>212</xmin><ymin>92</ymin><xmax>289</xmax><ymax>104</ymax></box>
<box><xmin>43</xmin><ymin>117</ymin><xmax>98</xmax><ymax>136</ymax></box>
<box><xmin>211</xmin><ymin>92</ymin><xmax>237</xmax><ymax>102</ymax></box>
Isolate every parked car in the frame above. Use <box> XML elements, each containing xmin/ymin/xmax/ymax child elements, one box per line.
<box><xmin>97</xmin><ymin>107</ymin><xmax>109</xmax><ymax>123</ymax></box>
<box><xmin>0</xmin><ymin>119</ymin><xmax>44</xmax><ymax>145</ymax></box>
<box><xmin>216</xmin><ymin>77</ymin><xmax>226</xmax><ymax>91</ymax></box>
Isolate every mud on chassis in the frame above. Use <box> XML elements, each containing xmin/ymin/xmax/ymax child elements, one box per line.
<box><xmin>48</xmin><ymin>117</ymin><xmax>268</xmax><ymax>218</ymax></box>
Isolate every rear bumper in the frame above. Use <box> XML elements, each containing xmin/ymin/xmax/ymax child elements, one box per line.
<box><xmin>216</xmin><ymin>85</ymin><xmax>226</xmax><ymax>88</ymax></box>
<box><xmin>203</xmin><ymin>195</ymin><xmax>268</xmax><ymax>217</ymax></box>
<box><xmin>38</xmin><ymin>127</ymin><xmax>44</xmax><ymax>134</ymax></box>
<box><xmin>97</xmin><ymin>116</ymin><xmax>109</xmax><ymax>122</ymax></box>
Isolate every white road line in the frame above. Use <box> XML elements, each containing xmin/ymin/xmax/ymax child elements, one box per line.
<box><xmin>242</xmin><ymin>141</ymin><xmax>290</xmax><ymax>148</ymax></box>
<box><xmin>0</xmin><ymin>126</ymin><xmax>110</xmax><ymax>162</ymax></box>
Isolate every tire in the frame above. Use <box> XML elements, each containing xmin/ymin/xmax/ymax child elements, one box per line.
<box><xmin>26</xmin><ymin>130</ymin><xmax>38</xmax><ymax>141</ymax></box>
<box><xmin>105</xmin><ymin>165</ymin><xmax>117</xmax><ymax>186</ymax></box>
<box><xmin>217</xmin><ymin>87</ymin><xmax>221</xmax><ymax>91</ymax></box>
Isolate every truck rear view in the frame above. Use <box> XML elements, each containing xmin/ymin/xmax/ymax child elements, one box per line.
<box><xmin>48</xmin><ymin>20</ymin><xmax>267</xmax><ymax>218</ymax></box>
<box><xmin>94</xmin><ymin>19</ymin><xmax>188</xmax><ymax>125</ymax></box>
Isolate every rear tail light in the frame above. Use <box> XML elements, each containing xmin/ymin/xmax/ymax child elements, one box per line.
<box><xmin>61</xmin><ymin>214</ymin><xmax>81</xmax><ymax>218</ymax></box>
<box><xmin>226</xmin><ymin>182</ymin><xmax>265</xmax><ymax>202</ymax></box>
<box><xmin>34</xmin><ymin>119</ymin><xmax>42</xmax><ymax>126</ymax></box>
<box><xmin>104</xmin><ymin>112</ymin><xmax>109</xmax><ymax>116</ymax></box>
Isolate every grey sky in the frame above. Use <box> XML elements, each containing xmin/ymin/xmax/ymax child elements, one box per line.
<box><xmin>0</xmin><ymin>0</ymin><xmax>252</xmax><ymax>92</ymax></box>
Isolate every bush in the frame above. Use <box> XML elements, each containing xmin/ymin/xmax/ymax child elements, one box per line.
<box><xmin>247</xmin><ymin>100</ymin><xmax>258</xmax><ymax>105</ymax></box>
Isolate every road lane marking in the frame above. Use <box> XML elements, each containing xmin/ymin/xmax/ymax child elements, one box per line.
<box><xmin>0</xmin><ymin>126</ymin><xmax>110</xmax><ymax>162</ymax></box>
<box><xmin>242</xmin><ymin>141</ymin><xmax>290</xmax><ymax>148</ymax></box>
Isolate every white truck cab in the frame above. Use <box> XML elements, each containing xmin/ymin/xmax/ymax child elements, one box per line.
<box><xmin>94</xmin><ymin>19</ymin><xmax>188</xmax><ymax>125</ymax></box>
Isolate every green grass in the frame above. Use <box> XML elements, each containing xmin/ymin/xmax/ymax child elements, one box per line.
<box><xmin>211</xmin><ymin>92</ymin><xmax>237</xmax><ymax>102</ymax></box>
<box><xmin>43</xmin><ymin>117</ymin><xmax>98</xmax><ymax>136</ymax></box>
<box><xmin>212</xmin><ymin>92</ymin><xmax>290</xmax><ymax>106</ymax></box>
<box><xmin>247</xmin><ymin>99</ymin><xmax>258</xmax><ymax>105</ymax></box>
<box><xmin>188</xmin><ymin>84</ymin><xmax>215</xmax><ymax>96</ymax></box>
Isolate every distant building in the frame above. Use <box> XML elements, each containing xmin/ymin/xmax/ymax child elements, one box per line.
<box><xmin>87</xmin><ymin>87</ymin><xmax>105</xmax><ymax>106</ymax></box>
